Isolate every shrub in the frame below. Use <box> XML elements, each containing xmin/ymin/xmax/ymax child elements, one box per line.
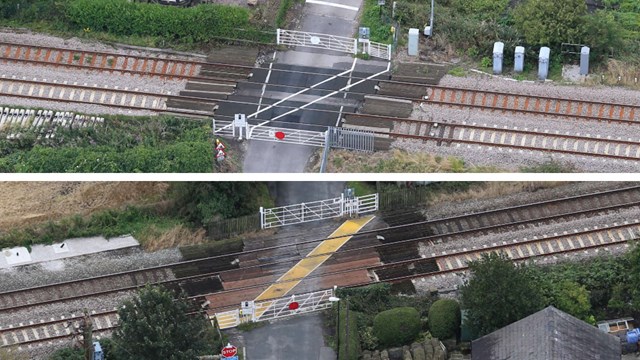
<box><xmin>428</xmin><ymin>299</ymin><xmax>461</xmax><ymax>339</ymax></box>
<box><xmin>373</xmin><ymin>307</ymin><xmax>421</xmax><ymax>347</ymax></box>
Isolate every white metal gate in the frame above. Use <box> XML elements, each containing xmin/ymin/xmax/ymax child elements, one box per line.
<box><xmin>260</xmin><ymin>193</ymin><xmax>378</xmax><ymax>229</ymax></box>
<box><xmin>366</xmin><ymin>41</ymin><xmax>392</xmax><ymax>61</ymax></box>
<box><xmin>213</xmin><ymin>289</ymin><xmax>335</xmax><ymax>329</ymax></box>
<box><xmin>277</xmin><ymin>29</ymin><xmax>357</xmax><ymax>55</ymax></box>
<box><xmin>213</xmin><ymin>118</ymin><xmax>326</xmax><ymax>147</ymax></box>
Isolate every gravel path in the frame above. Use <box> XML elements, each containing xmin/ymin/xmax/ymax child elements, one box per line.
<box><xmin>0</xmin><ymin>247</ymin><xmax>182</xmax><ymax>292</ymax></box>
<box><xmin>395</xmin><ymin>72</ymin><xmax>640</xmax><ymax>172</ymax></box>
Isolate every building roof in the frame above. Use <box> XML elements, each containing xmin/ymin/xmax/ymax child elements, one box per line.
<box><xmin>472</xmin><ymin>306</ymin><xmax>621</xmax><ymax>360</ymax></box>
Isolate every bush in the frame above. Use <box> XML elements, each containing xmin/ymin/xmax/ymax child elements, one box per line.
<box><xmin>428</xmin><ymin>299</ymin><xmax>461</xmax><ymax>339</ymax></box>
<box><xmin>337</xmin><ymin>304</ymin><xmax>362</xmax><ymax>360</ymax></box>
<box><xmin>373</xmin><ymin>307</ymin><xmax>421</xmax><ymax>347</ymax></box>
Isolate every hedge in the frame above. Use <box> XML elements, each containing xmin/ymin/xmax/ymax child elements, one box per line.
<box><xmin>338</xmin><ymin>302</ymin><xmax>361</xmax><ymax>360</ymax></box>
<box><xmin>63</xmin><ymin>0</ymin><xmax>273</xmax><ymax>43</ymax></box>
<box><xmin>428</xmin><ymin>299</ymin><xmax>461</xmax><ymax>340</ymax></box>
<box><xmin>373</xmin><ymin>307</ymin><xmax>421</xmax><ymax>347</ymax></box>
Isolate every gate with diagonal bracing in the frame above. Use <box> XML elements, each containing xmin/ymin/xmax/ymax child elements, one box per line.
<box><xmin>328</xmin><ymin>126</ymin><xmax>374</xmax><ymax>152</ymax></box>
<box><xmin>249</xmin><ymin>125</ymin><xmax>326</xmax><ymax>147</ymax></box>
<box><xmin>213</xmin><ymin>289</ymin><xmax>335</xmax><ymax>329</ymax></box>
<box><xmin>277</xmin><ymin>29</ymin><xmax>357</xmax><ymax>55</ymax></box>
<box><xmin>260</xmin><ymin>193</ymin><xmax>378</xmax><ymax>229</ymax></box>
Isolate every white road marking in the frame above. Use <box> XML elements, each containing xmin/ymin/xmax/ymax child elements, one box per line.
<box><xmin>306</xmin><ymin>0</ymin><xmax>358</xmax><ymax>11</ymax></box>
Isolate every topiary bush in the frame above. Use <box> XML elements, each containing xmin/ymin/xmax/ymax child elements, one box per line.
<box><xmin>428</xmin><ymin>299</ymin><xmax>461</xmax><ymax>340</ymax></box>
<box><xmin>373</xmin><ymin>307</ymin><xmax>421</xmax><ymax>347</ymax></box>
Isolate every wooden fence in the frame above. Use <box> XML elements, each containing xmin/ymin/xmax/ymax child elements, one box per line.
<box><xmin>207</xmin><ymin>213</ymin><xmax>261</xmax><ymax>239</ymax></box>
<box><xmin>378</xmin><ymin>187</ymin><xmax>431</xmax><ymax>211</ymax></box>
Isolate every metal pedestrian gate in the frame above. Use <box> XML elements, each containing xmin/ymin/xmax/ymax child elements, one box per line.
<box><xmin>260</xmin><ymin>193</ymin><xmax>378</xmax><ymax>229</ymax></box>
<box><xmin>328</xmin><ymin>126</ymin><xmax>374</xmax><ymax>152</ymax></box>
<box><xmin>213</xmin><ymin>289</ymin><xmax>335</xmax><ymax>330</ymax></box>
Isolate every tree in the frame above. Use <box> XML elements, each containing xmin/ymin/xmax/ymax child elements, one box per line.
<box><xmin>513</xmin><ymin>0</ymin><xmax>588</xmax><ymax>47</ymax></box>
<box><xmin>627</xmin><ymin>242</ymin><xmax>640</xmax><ymax>311</ymax></box>
<box><xmin>460</xmin><ymin>252</ymin><xmax>545</xmax><ymax>337</ymax></box>
<box><xmin>168</xmin><ymin>182</ymin><xmax>272</xmax><ymax>226</ymax></box>
<box><xmin>428</xmin><ymin>299</ymin><xmax>461</xmax><ymax>339</ymax></box>
<box><xmin>112</xmin><ymin>286</ymin><xmax>213</xmax><ymax>360</ymax></box>
<box><xmin>549</xmin><ymin>280</ymin><xmax>594</xmax><ymax>324</ymax></box>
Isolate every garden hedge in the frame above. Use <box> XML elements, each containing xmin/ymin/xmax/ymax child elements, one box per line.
<box><xmin>428</xmin><ymin>299</ymin><xmax>461</xmax><ymax>339</ymax></box>
<box><xmin>373</xmin><ymin>307</ymin><xmax>421</xmax><ymax>347</ymax></box>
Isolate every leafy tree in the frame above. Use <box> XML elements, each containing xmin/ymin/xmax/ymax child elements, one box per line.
<box><xmin>549</xmin><ymin>280</ymin><xmax>594</xmax><ymax>324</ymax></box>
<box><xmin>428</xmin><ymin>299</ymin><xmax>461</xmax><ymax>339</ymax></box>
<box><xmin>451</xmin><ymin>0</ymin><xmax>510</xmax><ymax>21</ymax></box>
<box><xmin>627</xmin><ymin>242</ymin><xmax>640</xmax><ymax>311</ymax></box>
<box><xmin>460</xmin><ymin>252</ymin><xmax>545</xmax><ymax>337</ymax></box>
<box><xmin>513</xmin><ymin>0</ymin><xmax>588</xmax><ymax>47</ymax></box>
<box><xmin>112</xmin><ymin>286</ymin><xmax>213</xmax><ymax>360</ymax></box>
<box><xmin>581</xmin><ymin>11</ymin><xmax>625</xmax><ymax>60</ymax></box>
<box><xmin>168</xmin><ymin>182</ymin><xmax>272</xmax><ymax>225</ymax></box>
<box><xmin>48</xmin><ymin>348</ymin><xmax>84</xmax><ymax>360</ymax></box>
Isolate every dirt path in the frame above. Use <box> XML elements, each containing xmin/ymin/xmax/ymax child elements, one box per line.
<box><xmin>0</xmin><ymin>182</ymin><xmax>169</xmax><ymax>231</ymax></box>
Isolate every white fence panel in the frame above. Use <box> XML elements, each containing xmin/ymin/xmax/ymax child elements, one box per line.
<box><xmin>277</xmin><ymin>29</ymin><xmax>357</xmax><ymax>55</ymax></box>
<box><xmin>260</xmin><ymin>193</ymin><xmax>379</xmax><ymax>229</ymax></box>
<box><xmin>368</xmin><ymin>41</ymin><xmax>392</xmax><ymax>60</ymax></box>
<box><xmin>249</xmin><ymin>125</ymin><xmax>326</xmax><ymax>147</ymax></box>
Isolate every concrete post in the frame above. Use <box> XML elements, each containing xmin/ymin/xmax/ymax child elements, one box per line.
<box><xmin>580</xmin><ymin>46</ymin><xmax>590</xmax><ymax>75</ymax></box>
<box><xmin>514</xmin><ymin>46</ymin><xmax>525</xmax><ymax>73</ymax></box>
<box><xmin>493</xmin><ymin>41</ymin><xmax>504</xmax><ymax>75</ymax></box>
<box><xmin>538</xmin><ymin>47</ymin><xmax>550</xmax><ymax>80</ymax></box>
<box><xmin>408</xmin><ymin>28</ymin><xmax>419</xmax><ymax>56</ymax></box>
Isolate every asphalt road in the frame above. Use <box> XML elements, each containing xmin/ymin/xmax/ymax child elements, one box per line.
<box><xmin>244</xmin><ymin>313</ymin><xmax>335</xmax><ymax>360</ymax></box>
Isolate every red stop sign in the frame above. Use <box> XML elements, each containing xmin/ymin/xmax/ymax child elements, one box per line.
<box><xmin>288</xmin><ymin>301</ymin><xmax>299</xmax><ymax>310</ymax></box>
<box><xmin>222</xmin><ymin>344</ymin><xmax>238</xmax><ymax>358</ymax></box>
<box><xmin>275</xmin><ymin>131</ymin><xmax>286</xmax><ymax>140</ymax></box>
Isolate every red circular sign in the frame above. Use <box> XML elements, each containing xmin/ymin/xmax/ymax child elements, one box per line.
<box><xmin>288</xmin><ymin>301</ymin><xmax>299</xmax><ymax>310</ymax></box>
<box><xmin>275</xmin><ymin>131</ymin><xmax>286</xmax><ymax>140</ymax></box>
<box><xmin>222</xmin><ymin>345</ymin><xmax>238</xmax><ymax>358</ymax></box>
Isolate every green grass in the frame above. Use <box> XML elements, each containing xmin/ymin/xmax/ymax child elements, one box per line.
<box><xmin>359</xmin><ymin>0</ymin><xmax>393</xmax><ymax>44</ymax></box>
<box><xmin>0</xmin><ymin>115</ymin><xmax>214</xmax><ymax>173</ymax></box>
<box><xmin>448</xmin><ymin>66</ymin><xmax>467</xmax><ymax>77</ymax></box>
<box><xmin>346</xmin><ymin>181</ymin><xmax>377</xmax><ymax>196</ymax></box>
<box><xmin>0</xmin><ymin>206</ymin><xmax>177</xmax><ymax>250</ymax></box>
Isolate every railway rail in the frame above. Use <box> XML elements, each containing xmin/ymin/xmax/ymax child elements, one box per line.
<box><xmin>377</xmin><ymin>82</ymin><xmax>640</xmax><ymax>124</ymax></box>
<box><xmin>344</xmin><ymin>112</ymin><xmax>640</xmax><ymax>162</ymax></box>
<box><xmin>0</xmin><ymin>309</ymin><xmax>119</xmax><ymax>350</ymax></box>
<box><xmin>0</xmin><ymin>41</ymin><xmax>252</xmax><ymax>82</ymax></box>
<box><xmin>4</xmin><ymin>186</ymin><xmax>638</xmax><ymax>314</ymax></box>
<box><xmin>0</xmin><ymin>75</ymin><xmax>217</xmax><ymax>117</ymax></box>
<box><xmin>3</xmin><ymin>186</ymin><xmax>640</xmax><ymax>348</ymax></box>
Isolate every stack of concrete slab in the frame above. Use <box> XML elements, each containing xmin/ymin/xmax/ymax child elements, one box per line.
<box><xmin>392</xmin><ymin>62</ymin><xmax>449</xmax><ymax>85</ymax></box>
<box><xmin>361</xmin><ymin>95</ymin><xmax>413</xmax><ymax>118</ymax></box>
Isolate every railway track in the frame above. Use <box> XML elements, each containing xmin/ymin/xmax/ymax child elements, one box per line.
<box><xmin>0</xmin><ymin>41</ymin><xmax>235</xmax><ymax>80</ymax></box>
<box><xmin>344</xmin><ymin>112</ymin><xmax>640</xmax><ymax>162</ymax></box>
<box><xmin>0</xmin><ymin>75</ymin><xmax>219</xmax><ymax>116</ymax></box>
<box><xmin>3</xmin><ymin>186</ymin><xmax>640</xmax><ymax>348</ymax></box>
<box><xmin>376</xmin><ymin>82</ymin><xmax>640</xmax><ymax>124</ymax></box>
<box><xmin>0</xmin><ymin>309</ymin><xmax>119</xmax><ymax>350</ymax></box>
<box><xmin>372</xmin><ymin>220</ymin><xmax>639</xmax><ymax>283</ymax></box>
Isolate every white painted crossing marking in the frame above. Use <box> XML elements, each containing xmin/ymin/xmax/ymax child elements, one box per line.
<box><xmin>306</xmin><ymin>0</ymin><xmax>358</xmax><ymax>11</ymax></box>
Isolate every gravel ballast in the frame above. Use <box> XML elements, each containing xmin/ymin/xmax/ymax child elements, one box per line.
<box><xmin>394</xmin><ymin>72</ymin><xmax>640</xmax><ymax>172</ymax></box>
<box><xmin>0</xmin><ymin>247</ymin><xmax>183</xmax><ymax>292</ymax></box>
<box><xmin>0</xmin><ymin>29</ymin><xmax>201</xmax><ymax>116</ymax></box>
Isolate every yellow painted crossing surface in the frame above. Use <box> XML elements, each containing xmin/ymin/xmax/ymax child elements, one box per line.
<box><xmin>252</xmin><ymin>215</ymin><xmax>374</xmax><ymax>319</ymax></box>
